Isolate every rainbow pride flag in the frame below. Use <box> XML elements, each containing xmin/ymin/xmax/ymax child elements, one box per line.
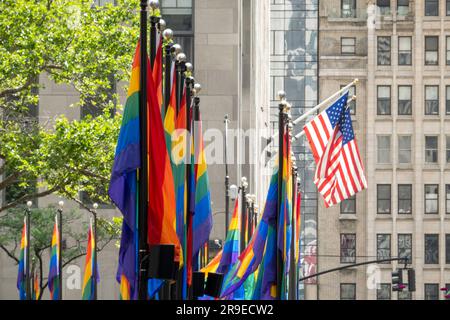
<box><xmin>81</xmin><ymin>219</ymin><xmax>99</xmax><ymax>300</ymax></box>
<box><xmin>17</xmin><ymin>217</ymin><xmax>27</xmax><ymax>300</ymax></box>
<box><xmin>48</xmin><ymin>215</ymin><xmax>60</xmax><ymax>300</ymax></box>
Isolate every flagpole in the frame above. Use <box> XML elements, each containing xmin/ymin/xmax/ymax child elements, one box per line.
<box><xmin>176</xmin><ymin>53</ymin><xmax>187</xmax><ymax>114</ymax></box>
<box><xmin>57</xmin><ymin>201</ymin><xmax>64</xmax><ymax>300</ymax></box>
<box><xmin>138</xmin><ymin>0</ymin><xmax>149</xmax><ymax>301</ymax></box>
<box><xmin>149</xmin><ymin>1</ymin><xmax>159</xmax><ymax>69</ymax></box>
<box><xmin>92</xmin><ymin>203</ymin><xmax>98</xmax><ymax>300</ymax></box>
<box><xmin>289</xmin><ymin>162</ymin><xmax>297</xmax><ymax>300</ymax></box>
<box><xmin>191</xmin><ymin>85</ymin><xmax>201</xmax><ymax>300</ymax></box>
<box><xmin>163</xmin><ymin>29</ymin><xmax>173</xmax><ymax>116</ymax></box>
<box><xmin>240</xmin><ymin>177</ymin><xmax>248</xmax><ymax>253</ymax></box>
<box><xmin>277</xmin><ymin>90</ymin><xmax>287</xmax><ymax>300</ymax></box>
<box><xmin>25</xmin><ymin>201</ymin><xmax>32</xmax><ymax>300</ymax></box>
<box><xmin>224</xmin><ymin>114</ymin><xmax>230</xmax><ymax>233</ymax></box>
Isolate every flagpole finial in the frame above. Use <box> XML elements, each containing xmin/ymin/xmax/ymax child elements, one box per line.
<box><xmin>26</xmin><ymin>201</ymin><xmax>33</xmax><ymax>208</ymax></box>
<box><xmin>176</xmin><ymin>52</ymin><xmax>187</xmax><ymax>63</ymax></box>
<box><xmin>193</xmin><ymin>83</ymin><xmax>202</xmax><ymax>96</ymax></box>
<box><xmin>353</xmin><ymin>78</ymin><xmax>359</xmax><ymax>84</ymax></box>
<box><xmin>149</xmin><ymin>0</ymin><xmax>159</xmax><ymax>10</ymax></box>
<box><xmin>93</xmin><ymin>203</ymin><xmax>99</xmax><ymax>210</ymax></box>
<box><xmin>172</xmin><ymin>44</ymin><xmax>182</xmax><ymax>56</ymax></box>
<box><xmin>158</xmin><ymin>19</ymin><xmax>166</xmax><ymax>31</ymax></box>
<box><xmin>185</xmin><ymin>62</ymin><xmax>193</xmax><ymax>72</ymax></box>
<box><xmin>58</xmin><ymin>201</ymin><xmax>64</xmax><ymax>210</ymax></box>
<box><xmin>163</xmin><ymin>28</ymin><xmax>173</xmax><ymax>41</ymax></box>
<box><xmin>241</xmin><ymin>177</ymin><xmax>248</xmax><ymax>189</ymax></box>
<box><xmin>277</xmin><ymin>90</ymin><xmax>286</xmax><ymax>101</ymax></box>
<box><xmin>351</xmin><ymin>95</ymin><xmax>357</xmax><ymax>101</ymax></box>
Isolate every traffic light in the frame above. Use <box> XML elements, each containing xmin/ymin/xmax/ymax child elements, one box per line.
<box><xmin>407</xmin><ymin>269</ymin><xmax>416</xmax><ymax>292</ymax></box>
<box><xmin>391</xmin><ymin>269</ymin><xmax>404</xmax><ymax>292</ymax></box>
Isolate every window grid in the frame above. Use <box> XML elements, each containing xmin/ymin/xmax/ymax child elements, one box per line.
<box><xmin>377</xmin><ymin>85</ymin><xmax>391</xmax><ymax>115</ymax></box>
<box><xmin>425</xmin><ymin>136</ymin><xmax>438</xmax><ymax>164</ymax></box>
<box><xmin>425</xmin><ymin>184</ymin><xmax>439</xmax><ymax>214</ymax></box>
<box><xmin>398</xmin><ymin>184</ymin><xmax>412</xmax><ymax>214</ymax></box>
<box><xmin>377</xmin><ymin>184</ymin><xmax>391</xmax><ymax>214</ymax></box>
<box><xmin>398</xmin><ymin>135</ymin><xmax>412</xmax><ymax>164</ymax></box>
<box><xmin>398</xmin><ymin>234</ymin><xmax>412</xmax><ymax>264</ymax></box>
<box><xmin>425</xmin><ymin>36</ymin><xmax>439</xmax><ymax>65</ymax></box>
<box><xmin>424</xmin><ymin>234</ymin><xmax>439</xmax><ymax>264</ymax></box>
<box><xmin>377</xmin><ymin>36</ymin><xmax>391</xmax><ymax>65</ymax></box>
<box><xmin>398</xmin><ymin>85</ymin><xmax>412</xmax><ymax>115</ymax></box>
<box><xmin>340</xmin><ymin>234</ymin><xmax>356</xmax><ymax>263</ymax></box>
<box><xmin>377</xmin><ymin>234</ymin><xmax>391</xmax><ymax>263</ymax></box>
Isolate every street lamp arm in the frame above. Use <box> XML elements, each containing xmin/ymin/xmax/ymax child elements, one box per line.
<box><xmin>299</xmin><ymin>257</ymin><xmax>408</xmax><ymax>282</ymax></box>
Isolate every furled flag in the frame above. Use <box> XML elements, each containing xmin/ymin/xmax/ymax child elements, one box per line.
<box><xmin>303</xmin><ymin>92</ymin><xmax>367</xmax><ymax>208</ymax></box>
<box><xmin>192</xmin><ymin>111</ymin><xmax>213</xmax><ymax>269</ymax></box>
<box><xmin>108</xmin><ymin>43</ymin><xmax>141</xmax><ymax>300</ymax></box>
<box><xmin>81</xmin><ymin>218</ymin><xmax>99</xmax><ymax>300</ymax></box>
<box><xmin>17</xmin><ymin>217</ymin><xmax>27</xmax><ymax>300</ymax></box>
<box><xmin>153</xmin><ymin>28</ymin><xmax>163</xmax><ymax>111</ymax></box>
<box><xmin>278</xmin><ymin>130</ymin><xmax>293</xmax><ymax>299</ymax></box>
<box><xmin>48</xmin><ymin>215</ymin><xmax>60</xmax><ymax>300</ymax></box>
<box><xmin>147</xmin><ymin>38</ymin><xmax>181</xmax><ymax>265</ymax></box>
<box><xmin>220</xmin><ymin>170</ymin><xmax>278</xmax><ymax>298</ymax></box>
<box><xmin>32</xmin><ymin>269</ymin><xmax>40</xmax><ymax>300</ymax></box>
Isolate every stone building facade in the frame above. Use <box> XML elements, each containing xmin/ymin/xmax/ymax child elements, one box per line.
<box><xmin>318</xmin><ymin>0</ymin><xmax>450</xmax><ymax>300</ymax></box>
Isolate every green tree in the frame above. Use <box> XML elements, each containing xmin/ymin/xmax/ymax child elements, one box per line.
<box><xmin>0</xmin><ymin>206</ymin><xmax>122</xmax><ymax>300</ymax></box>
<box><xmin>0</xmin><ymin>0</ymin><xmax>140</xmax><ymax>211</ymax></box>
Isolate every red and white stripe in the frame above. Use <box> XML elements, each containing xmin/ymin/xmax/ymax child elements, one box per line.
<box><xmin>303</xmin><ymin>112</ymin><xmax>367</xmax><ymax>208</ymax></box>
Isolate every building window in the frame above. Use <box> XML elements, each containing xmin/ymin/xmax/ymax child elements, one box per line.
<box><xmin>425</xmin><ymin>0</ymin><xmax>439</xmax><ymax>16</ymax></box>
<box><xmin>397</xmin><ymin>0</ymin><xmax>410</xmax><ymax>15</ymax></box>
<box><xmin>377</xmin><ymin>184</ymin><xmax>391</xmax><ymax>214</ymax></box>
<box><xmin>377</xmin><ymin>36</ymin><xmax>391</xmax><ymax>65</ymax></box>
<box><xmin>398</xmin><ymin>234</ymin><xmax>412</xmax><ymax>264</ymax></box>
<box><xmin>377</xmin><ymin>135</ymin><xmax>391</xmax><ymax>164</ymax></box>
<box><xmin>340</xmin><ymin>234</ymin><xmax>356</xmax><ymax>263</ymax></box>
<box><xmin>340</xmin><ymin>283</ymin><xmax>356</xmax><ymax>300</ymax></box>
<box><xmin>446</xmin><ymin>137</ymin><xmax>450</xmax><ymax>163</ymax></box>
<box><xmin>341</xmin><ymin>195</ymin><xmax>356</xmax><ymax>214</ymax></box>
<box><xmin>377</xmin><ymin>0</ymin><xmax>391</xmax><ymax>15</ymax></box>
<box><xmin>425</xmin><ymin>86</ymin><xmax>439</xmax><ymax>115</ymax></box>
<box><xmin>398</xmin><ymin>290</ymin><xmax>412</xmax><ymax>300</ymax></box>
<box><xmin>377</xmin><ymin>85</ymin><xmax>391</xmax><ymax>115</ymax></box>
<box><xmin>398</xmin><ymin>135</ymin><xmax>412</xmax><ymax>164</ymax></box>
<box><xmin>377</xmin><ymin>284</ymin><xmax>391</xmax><ymax>300</ymax></box>
<box><xmin>161</xmin><ymin>0</ymin><xmax>194</xmax><ymax>61</ymax></box>
<box><xmin>446</xmin><ymin>86</ymin><xmax>450</xmax><ymax>115</ymax></box>
<box><xmin>341</xmin><ymin>0</ymin><xmax>356</xmax><ymax>18</ymax></box>
<box><xmin>425</xmin><ymin>234</ymin><xmax>439</xmax><ymax>264</ymax></box>
<box><xmin>447</xmin><ymin>0</ymin><xmax>450</xmax><ymax>15</ymax></box>
<box><xmin>398</xmin><ymin>85</ymin><xmax>412</xmax><ymax>115</ymax></box>
<box><xmin>377</xmin><ymin>234</ymin><xmax>391</xmax><ymax>262</ymax></box>
<box><xmin>341</xmin><ymin>37</ymin><xmax>356</xmax><ymax>55</ymax></box>
<box><xmin>447</xmin><ymin>37</ymin><xmax>450</xmax><ymax>65</ymax></box>
<box><xmin>425</xmin><ymin>136</ymin><xmax>438</xmax><ymax>164</ymax></box>
<box><xmin>341</xmin><ymin>84</ymin><xmax>356</xmax><ymax>114</ymax></box>
<box><xmin>446</xmin><ymin>185</ymin><xmax>450</xmax><ymax>214</ymax></box>
<box><xmin>398</xmin><ymin>36</ymin><xmax>412</xmax><ymax>65</ymax></box>
<box><xmin>425</xmin><ymin>36</ymin><xmax>439</xmax><ymax>65</ymax></box>
<box><xmin>398</xmin><ymin>184</ymin><xmax>412</xmax><ymax>214</ymax></box>
<box><xmin>446</xmin><ymin>234</ymin><xmax>450</xmax><ymax>264</ymax></box>
<box><xmin>425</xmin><ymin>284</ymin><xmax>439</xmax><ymax>300</ymax></box>
<box><xmin>425</xmin><ymin>185</ymin><xmax>439</xmax><ymax>214</ymax></box>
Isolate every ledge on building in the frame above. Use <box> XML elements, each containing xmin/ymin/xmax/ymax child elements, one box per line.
<box><xmin>339</xmin><ymin>214</ymin><xmax>357</xmax><ymax>221</ymax></box>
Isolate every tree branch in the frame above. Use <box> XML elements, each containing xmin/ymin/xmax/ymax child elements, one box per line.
<box><xmin>0</xmin><ymin>186</ymin><xmax>59</xmax><ymax>213</ymax></box>
<box><xmin>0</xmin><ymin>244</ymin><xmax>19</xmax><ymax>264</ymax></box>
<box><xmin>0</xmin><ymin>171</ymin><xmax>22</xmax><ymax>191</ymax></box>
<box><xmin>0</xmin><ymin>77</ymin><xmax>36</xmax><ymax>99</ymax></box>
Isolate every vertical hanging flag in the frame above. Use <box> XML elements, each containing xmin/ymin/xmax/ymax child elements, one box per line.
<box><xmin>147</xmin><ymin>35</ymin><xmax>181</xmax><ymax>264</ymax></box>
<box><xmin>108</xmin><ymin>43</ymin><xmax>141</xmax><ymax>300</ymax></box>
<box><xmin>192</xmin><ymin>111</ymin><xmax>213</xmax><ymax>268</ymax></box>
<box><xmin>303</xmin><ymin>92</ymin><xmax>367</xmax><ymax>207</ymax></box>
<box><xmin>17</xmin><ymin>217</ymin><xmax>27</xmax><ymax>300</ymax></box>
<box><xmin>81</xmin><ymin>219</ymin><xmax>99</xmax><ymax>300</ymax></box>
<box><xmin>48</xmin><ymin>215</ymin><xmax>60</xmax><ymax>300</ymax></box>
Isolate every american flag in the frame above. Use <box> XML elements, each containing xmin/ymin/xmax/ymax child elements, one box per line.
<box><xmin>303</xmin><ymin>92</ymin><xmax>367</xmax><ymax>208</ymax></box>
